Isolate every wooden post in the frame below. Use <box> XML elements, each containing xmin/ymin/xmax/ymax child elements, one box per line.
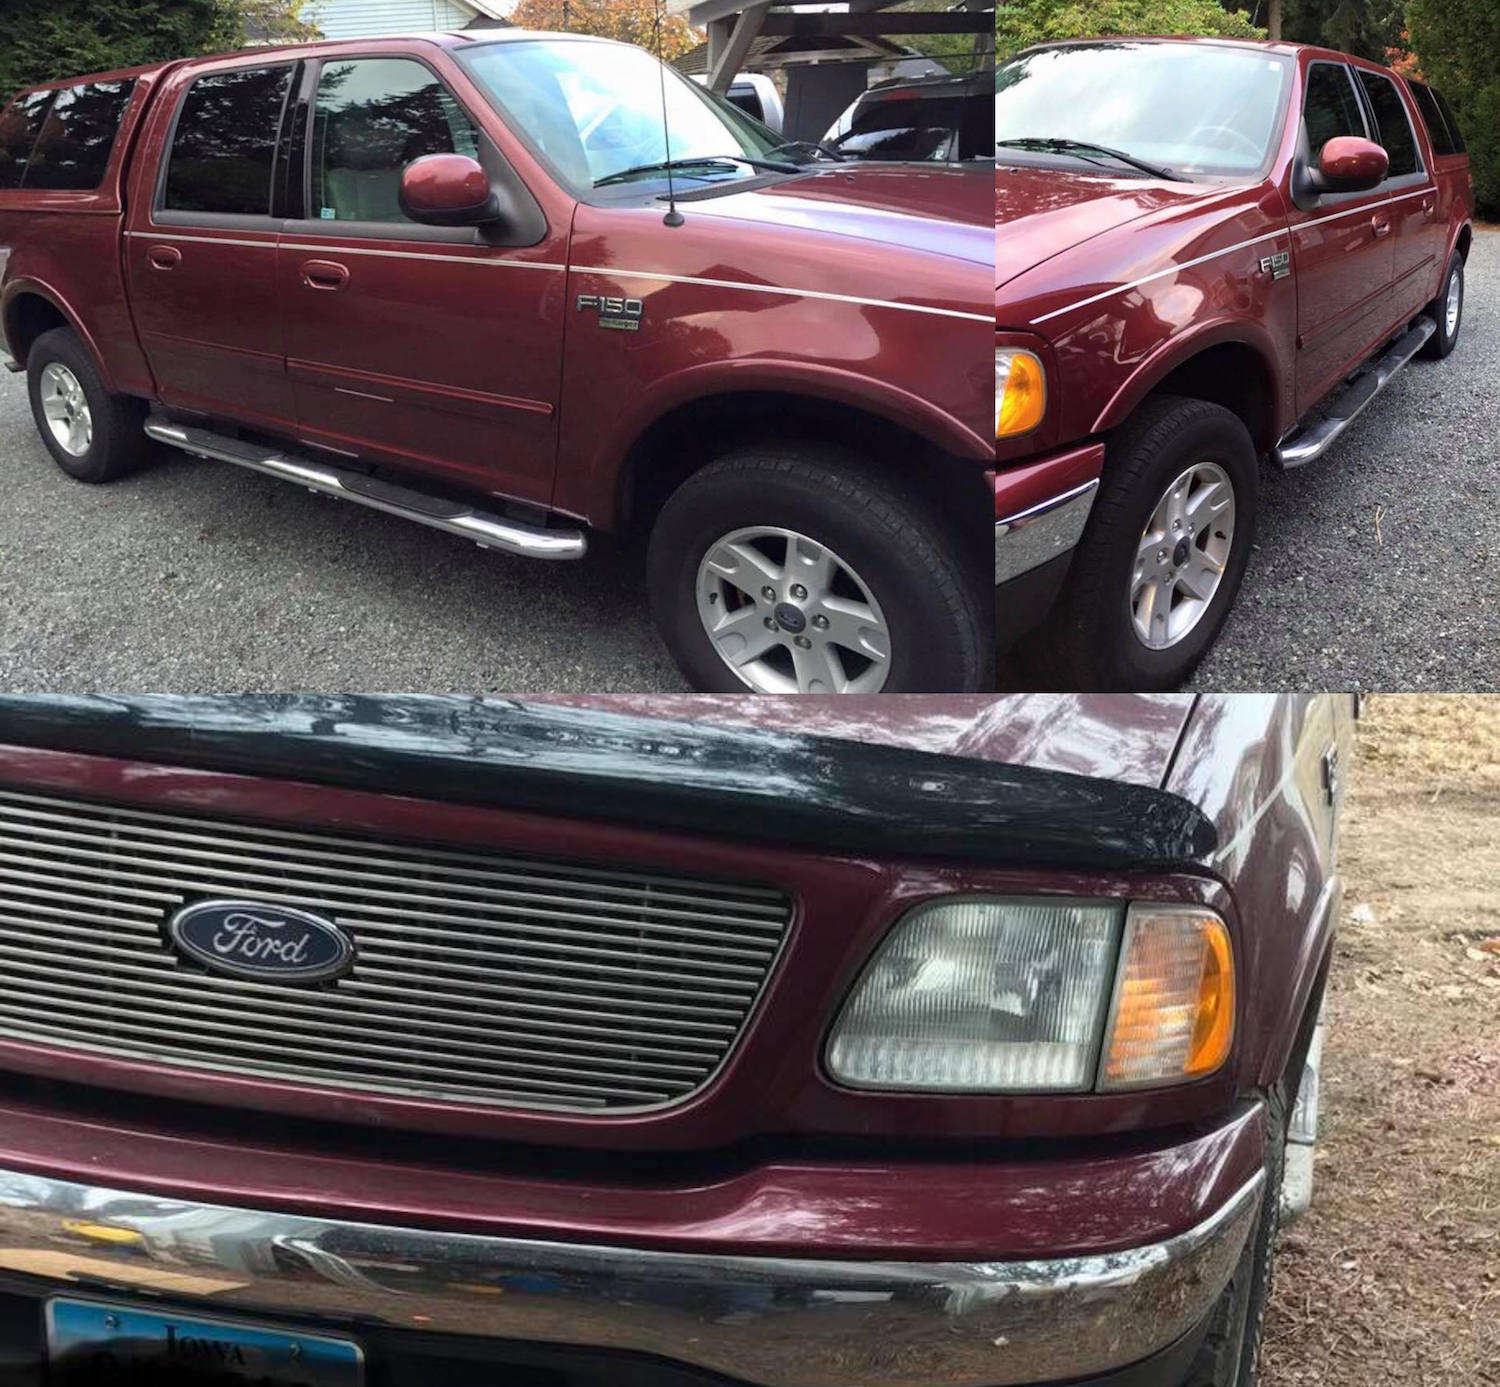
<box><xmin>1268</xmin><ymin>0</ymin><xmax>1282</xmax><ymax>40</ymax></box>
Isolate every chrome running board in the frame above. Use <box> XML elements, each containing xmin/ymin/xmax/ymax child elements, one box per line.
<box><xmin>144</xmin><ymin>417</ymin><xmax>586</xmax><ymax>560</ymax></box>
<box><xmin>1274</xmin><ymin>317</ymin><xmax>1435</xmax><ymax>468</ymax></box>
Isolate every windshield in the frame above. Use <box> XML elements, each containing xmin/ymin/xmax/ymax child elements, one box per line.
<box><xmin>460</xmin><ymin>38</ymin><xmax>784</xmax><ymax>194</ymax></box>
<box><xmin>995</xmin><ymin>42</ymin><xmax>1291</xmax><ymax>177</ymax></box>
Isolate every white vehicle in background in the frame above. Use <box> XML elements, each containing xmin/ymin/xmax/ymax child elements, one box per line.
<box><xmin>691</xmin><ymin>72</ymin><xmax>785</xmax><ymax>132</ymax></box>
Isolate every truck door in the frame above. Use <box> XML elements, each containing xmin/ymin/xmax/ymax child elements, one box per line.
<box><xmin>123</xmin><ymin>58</ymin><xmax>298</xmax><ymax>430</ymax></box>
<box><xmin>276</xmin><ymin>51</ymin><xmax>566</xmax><ymax>507</ymax></box>
<box><xmin>1284</xmin><ymin>59</ymin><xmax>1395</xmax><ymax>417</ymax></box>
<box><xmin>1352</xmin><ymin>66</ymin><xmax>1441</xmax><ymax>320</ymax></box>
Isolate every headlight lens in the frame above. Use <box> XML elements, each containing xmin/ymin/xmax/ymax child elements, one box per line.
<box><xmin>825</xmin><ymin>897</ymin><xmax>1122</xmax><ymax>1092</ymax></box>
<box><xmin>1100</xmin><ymin>904</ymin><xmax>1237</xmax><ymax>1089</ymax></box>
<box><xmin>996</xmin><ymin>348</ymin><xmax>1046</xmax><ymax>438</ymax></box>
<box><xmin>826</xmin><ymin>898</ymin><xmax>1236</xmax><ymax>1094</ymax></box>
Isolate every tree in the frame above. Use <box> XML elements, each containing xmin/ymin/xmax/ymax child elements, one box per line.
<box><xmin>508</xmin><ymin>0</ymin><xmax>698</xmax><ymax>62</ymax></box>
<box><xmin>999</xmin><ymin>0</ymin><xmax>1263</xmax><ymax>53</ymax></box>
<box><xmin>1409</xmin><ymin>0</ymin><xmax>1500</xmax><ymax>216</ymax></box>
<box><xmin>1</xmin><ymin>0</ymin><xmax>314</xmax><ymax>100</ymax></box>
<box><xmin>1276</xmin><ymin>0</ymin><xmax>1404</xmax><ymax>61</ymax></box>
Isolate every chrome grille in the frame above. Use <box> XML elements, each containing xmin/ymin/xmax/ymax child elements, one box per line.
<box><xmin>0</xmin><ymin>788</ymin><xmax>792</xmax><ymax>1112</ymax></box>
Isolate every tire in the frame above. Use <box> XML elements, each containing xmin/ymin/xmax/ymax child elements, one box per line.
<box><xmin>1018</xmin><ymin>395</ymin><xmax>1258</xmax><ymax>690</ymax></box>
<box><xmin>646</xmin><ymin>446</ymin><xmax>988</xmax><ymax>693</ymax></box>
<box><xmin>1179</xmin><ymin>1085</ymin><xmax>1290</xmax><ymax>1387</ymax></box>
<box><xmin>1419</xmin><ymin>252</ymin><xmax>1463</xmax><ymax>360</ymax></box>
<box><xmin>26</xmin><ymin>326</ymin><xmax>148</xmax><ymax>483</ymax></box>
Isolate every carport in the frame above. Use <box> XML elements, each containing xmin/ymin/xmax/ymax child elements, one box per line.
<box><xmin>671</xmin><ymin>0</ymin><xmax>996</xmax><ymax>143</ymax></box>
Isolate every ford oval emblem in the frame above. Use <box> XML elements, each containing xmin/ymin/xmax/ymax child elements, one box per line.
<box><xmin>167</xmin><ymin>900</ymin><xmax>354</xmax><ymax>983</ymax></box>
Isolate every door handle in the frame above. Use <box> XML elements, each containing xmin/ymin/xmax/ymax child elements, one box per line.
<box><xmin>147</xmin><ymin>245</ymin><xmax>182</xmax><ymax>270</ymax></box>
<box><xmin>1371</xmin><ymin>216</ymin><xmax>1391</xmax><ymax>239</ymax></box>
<box><xmin>301</xmin><ymin>260</ymin><xmax>350</xmax><ymax>291</ymax></box>
<box><xmin>1422</xmin><ymin>196</ymin><xmax>1436</xmax><ymax>214</ymax></box>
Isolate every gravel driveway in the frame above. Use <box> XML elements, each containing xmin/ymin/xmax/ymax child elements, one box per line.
<box><xmin>0</xmin><ymin>381</ymin><xmax>686</xmax><ymax>692</ymax></box>
<box><xmin>1190</xmin><ymin>228</ymin><xmax>1500</xmax><ymax>692</ymax></box>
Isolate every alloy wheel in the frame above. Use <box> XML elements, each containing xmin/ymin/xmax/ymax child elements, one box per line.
<box><xmin>695</xmin><ymin>526</ymin><xmax>891</xmax><ymax>693</ymax></box>
<box><xmin>39</xmin><ymin>362</ymin><xmax>93</xmax><ymax>457</ymax></box>
<box><xmin>1130</xmin><ymin>461</ymin><xmax>1236</xmax><ymax>650</ymax></box>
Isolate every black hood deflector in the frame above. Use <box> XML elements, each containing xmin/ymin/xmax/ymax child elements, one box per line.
<box><xmin>0</xmin><ymin>695</ymin><xmax>1217</xmax><ymax>870</ymax></box>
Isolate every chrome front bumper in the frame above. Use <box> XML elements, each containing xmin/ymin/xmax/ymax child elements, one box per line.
<box><xmin>0</xmin><ymin>1165</ymin><xmax>1264</xmax><ymax>1387</ymax></box>
<box><xmin>995</xmin><ymin>478</ymin><xmax>1099</xmax><ymax>585</ymax></box>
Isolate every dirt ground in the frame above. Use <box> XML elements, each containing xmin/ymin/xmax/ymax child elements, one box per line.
<box><xmin>1262</xmin><ymin>696</ymin><xmax>1500</xmax><ymax>1386</ymax></box>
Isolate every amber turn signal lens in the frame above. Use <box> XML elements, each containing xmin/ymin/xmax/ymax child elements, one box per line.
<box><xmin>1100</xmin><ymin>905</ymin><xmax>1236</xmax><ymax>1089</ymax></box>
<box><xmin>996</xmin><ymin>349</ymin><xmax>1046</xmax><ymax>438</ymax></box>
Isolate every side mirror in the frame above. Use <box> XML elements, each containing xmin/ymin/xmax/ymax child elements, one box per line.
<box><xmin>1316</xmin><ymin>135</ymin><xmax>1388</xmax><ymax>193</ymax></box>
<box><xmin>399</xmin><ymin>153</ymin><xmax>502</xmax><ymax>227</ymax></box>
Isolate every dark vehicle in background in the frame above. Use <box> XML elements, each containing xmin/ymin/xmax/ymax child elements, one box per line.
<box><xmin>0</xmin><ymin>31</ymin><xmax>993</xmax><ymax>695</ymax></box>
<box><xmin>825</xmin><ymin>70</ymin><xmax>994</xmax><ymax>162</ymax></box>
<box><xmin>994</xmin><ymin>38</ymin><xmax>1474</xmax><ymax>688</ymax></box>
<box><xmin>0</xmin><ymin>691</ymin><xmax>1352</xmax><ymax>1387</ymax></box>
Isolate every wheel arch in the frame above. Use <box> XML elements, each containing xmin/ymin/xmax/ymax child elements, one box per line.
<box><xmin>616</xmin><ymin>389</ymin><xmax>990</xmax><ymax>563</ymax></box>
<box><xmin>2</xmin><ymin>281</ymin><xmax>117</xmax><ymax>393</ymax></box>
<box><xmin>1094</xmin><ymin>327</ymin><xmax>1284</xmax><ymax>456</ymax></box>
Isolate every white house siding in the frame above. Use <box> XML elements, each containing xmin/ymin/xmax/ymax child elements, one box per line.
<box><xmin>303</xmin><ymin>0</ymin><xmax>481</xmax><ymax>40</ymax></box>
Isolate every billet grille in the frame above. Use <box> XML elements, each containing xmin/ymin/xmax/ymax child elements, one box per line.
<box><xmin>0</xmin><ymin>787</ymin><xmax>792</xmax><ymax>1112</ymax></box>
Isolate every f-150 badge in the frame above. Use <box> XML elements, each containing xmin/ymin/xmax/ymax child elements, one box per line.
<box><xmin>1258</xmin><ymin>250</ymin><xmax>1291</xmax><ymax>280</ymax></box>
<box><xmin>576</xmin><ymin>294</ymin><xmax>644</xmax><ymax>331</ymax></box>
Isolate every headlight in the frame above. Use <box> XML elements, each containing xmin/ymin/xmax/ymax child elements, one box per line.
<box><xmin>996</xmin><ymin>348</ymin><xmax>1046</xmax><ymax>438</ymax></box>
<box><xmin>826</xmin><ymin>897</ymin><xmax>1122</xmax><ymax>1092</ymax></box>
<box><xmin>826</xmin><ymin>898</ymin><xmax>1235</xmax><ymax>1094</ymax></box>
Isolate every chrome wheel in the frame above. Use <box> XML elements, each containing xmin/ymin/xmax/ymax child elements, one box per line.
<box><xmin>1130</xmin><ymin>461</ymin><xmax>1235</xmax><ymax>650</ymax></box>
<box><xmin>696</xmin><ymin>526</ymin><xmax>891</xmax><ymax>693</ymax></box>
<box><xmin>1444</xmin><ymin>266</ymin><xmax>1462</xmax><ymax>339</ymax></box>
<box><xmin>39</xmin><ymin>363</ymin><xmax>92</xmax><ymax>457</ymax></box>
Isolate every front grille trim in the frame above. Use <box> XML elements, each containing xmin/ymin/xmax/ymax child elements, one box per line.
<box><xmin>0</xmin><ymin>787</ymin><xmax>795</xmax><ymax>1115</ymax></box>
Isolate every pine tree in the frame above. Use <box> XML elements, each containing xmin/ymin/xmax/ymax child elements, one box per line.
<box><xmin>1276</xmin><ymin>0</ymin><xmax>1404</xmax><ymax>62</ymax></box>
<box><xmin>1408</xmin><ymin>0</ymin><xmax>1500</xmax><ymax>216</ymax></box>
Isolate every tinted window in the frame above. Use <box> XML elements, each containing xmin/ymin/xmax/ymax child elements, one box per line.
<box><xmin>1409</xmin><ymin>81</ymin><xmax>1460</xmax><ymax>157</ymax></box>
<box><xmin>1304</xmin><ymin>63</ymin><xmax>1366</xmax><ymax>154</ymax></box>
<box><xmin>1356</xmin><ymin>70</ymin><xmax>1419</xmax><ymax>177</ymax></box>
<box><xmin>0</xmin><ymin>90</ymin><xmax>56</xmax><ymax>190</ymax></box>
<box><xmin>834</xmin><ymin>95</ymin><xmax>963</xmax><ymax>162</ymax></box>
<box><xmin>311</xmin><ymin>58</ymin><xmax>479</xmax><ymax>223</ymax></box>
<box><xmin>164</xmin><ymin>66</ymin><xmax>294</xmax><ymax>216</ymax></box>
<box><xmin>726</xmin><ymin>87</ymin><xmax>764</xmax><ymax>123</ymax></box>
<box><xmin>1431</xmin><ymin>87</ymin><xmax>1465</xmax><ymax>154</ymax></box>
<box><xmin>25</xmin><ymin>80</ymin><xmax>135</xmax><ymax>190</ymax></box>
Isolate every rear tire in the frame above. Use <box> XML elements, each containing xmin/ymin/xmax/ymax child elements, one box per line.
<box><xmin>1018</xmin><ymin>395</ymin><xmax>1258</xmax><ymax>690</ymax></box>
<box><xmin>647</xmin><ymin>446</ymin><xmax>989</xmax><ymax>693</ymax></box>
<box><xmin>26</xmin><ymin>326</ymin><xmax>148</xmax><ymax>483</ymax></box>
<box><xmin>1418</xmin><ymin>252</ymin><xmax>1463</xmax><ymax>360</ymax></box>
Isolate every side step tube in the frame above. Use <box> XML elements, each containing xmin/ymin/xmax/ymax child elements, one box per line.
<box><xmin>1274</xmin><ymin>317</ymin><xmax>1434</xmax><ymax>469</ymax></box>
<box><xmin>144</xmin><ymin>417</ymin><xmax>586</xmax><ymax>561</ymax></box>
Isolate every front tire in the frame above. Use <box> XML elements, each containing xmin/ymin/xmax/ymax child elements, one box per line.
<box><xmin>1418</xmin><ymin>251</ymin><xmax>1463</xmax><ymax>360</ymax></box>
<box><xmin>26</xmin><ymin>326</ymin><xmax>148</xmax><ymax>483</ymax></box>
<box><xmin>647</xmin><ymin>446</ymin><xmax>988</xmax><ymax>693</ymax></box>
<box><xmin>1019</xmin><ymin>395</ymin><xmax>1258</xmax><ymax>690</ymax></box>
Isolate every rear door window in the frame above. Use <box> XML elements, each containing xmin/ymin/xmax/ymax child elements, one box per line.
<box><xmin>163</xmin><ymin>65</ymin><xmax>295</xmax><ymax>216</ymax></box>
<box><xmin>1356</xmin><ymin>69</ymin><xmax>1420</xmax><ymax>178</ymax></box>
<box><xmin>1409</xmin><ymin>81</ymin><xmax>1462</xmax><ymax>157</ymax></box>
<box><xmin>0</xmin><ymin>90</ymin><xmax>56</xmax><ymax>189</ymax></box>
<box><xmin>1303</xmin><ymin>63</ymin><xmax>1366</xmax><ymax>154</ymax></box>
<box><xmin>25</xmin><ymin>79</ymin><xmax>136</xmax><ymax>190</ymax></box>
<box><xmin>1430</xmin><ymin>87</ymin><xmax>1465</xmax><ymax>154</ymax></box>
<box><xmin>310</xmin><ymin>57</ymin><xmax>480</xmax><ymax>224</ymax></box>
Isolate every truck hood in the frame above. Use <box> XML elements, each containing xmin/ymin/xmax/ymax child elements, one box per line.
<box><xmin>995</xmin><ymin>165</ymin><xmax>1218</xmax><ymax>290</ymax></box>
<box><xmin>542</xmin><ymin>693</ymin><xmax>1197</xmax><ymax>789</ymax></box>
<box><xmin>694</xmin><ymin>164</ymin><xmax>993</xmax><ymax>269</ymax></box>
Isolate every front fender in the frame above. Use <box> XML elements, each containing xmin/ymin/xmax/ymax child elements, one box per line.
<box><xmin>1092</xmin><ymin>317</ymin><xmax>1289</xmax><ymax>450</ymax></box>
<box><xmin>554</xmin><ymin>356</ymin><xmax>992</xmax><ymax>529</ymax></box>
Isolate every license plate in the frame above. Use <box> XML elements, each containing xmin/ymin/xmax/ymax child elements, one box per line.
<box><xmin>46</xmin><ymin>1297</ymin><xmax>364</xmax><ymax>1386</ymax></box>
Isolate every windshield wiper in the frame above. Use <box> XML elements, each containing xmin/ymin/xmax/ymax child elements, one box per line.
<box><xmin>595</xmin><ymin>154</ymin><xmax>800</xmax><ymax>188</ymax></box>
<box><xmin>996</xmin><ymin>138</ymin><xmax>1190</xmax><ymax>182</ymax></box>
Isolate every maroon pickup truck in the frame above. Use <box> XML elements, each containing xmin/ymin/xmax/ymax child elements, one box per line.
<box><xmin>0</xmin><ymin>32</ymin><xmax>993</xmax><ymax>694</ymax></box>
<box><xmin>995</xmin><ymin>38</ymin><xmax>1475</xmax><ymax>688</ymax></box>
<box><xmin>0</xmin><ymin>692</ymin><xmax>1352</xmax><ymax>1387</ymax></box>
